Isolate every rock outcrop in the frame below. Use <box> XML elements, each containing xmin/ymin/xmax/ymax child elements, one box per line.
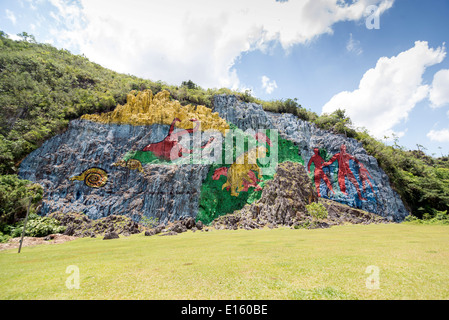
<box><xmin>49</xmin><ymin>212</ymin><xmax>142</xmax><ymax>238</ymax></box>
<box><xmin>212</xmin><ymin>162</ymin><xmax>389</xmax><ymax>230</ymax></box>
<box><xmin>213</xmin><ymin>95</ymin><xmax>408</xmax><ymax>221</ymax></box>
<box><xmin>213</xmin><ymin>94</ymin><xmax>273</xmax><ymax>131</ymax></box>
<box><xmin>144</xmin><ymin>216</ymin><xmax>204</xmax><ymax>236</ymax></box>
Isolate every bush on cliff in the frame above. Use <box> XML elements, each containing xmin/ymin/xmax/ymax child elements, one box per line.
<box><xmin>306</xmin><ymin>202</ymin><xmax>329</xmax><ymax>220</ymax></box>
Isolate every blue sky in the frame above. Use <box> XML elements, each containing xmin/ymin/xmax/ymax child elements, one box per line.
<box><xmin>1</xmin><ymin>0</ymin><xmax>448</xmax><ymax>156</ymax></box>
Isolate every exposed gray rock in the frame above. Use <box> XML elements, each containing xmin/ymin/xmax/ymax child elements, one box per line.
<box><xmin>213</xmin><ymin>95</ymin><xmax>273</xmax><ymax>131</ymax></box>
<box><xmin>103</xmin><ymin>231</ymin><xmax>119</xmax><ymax>240</ymax></box>
<box><xmin>195</xmin><ymin>220</ymin><xmax>203</xmax><ymax>230</ymax></box>
<box><xmin>213</xmin><ymin>94</ymin><xmax>408</xmax><ymax>222</ymax></box>
<box><xmin>213</xmin><ymin>161</ymin><xmax>317</xmax><ymax>229</ymax></box>
<box><xmin>50</xmin><ymin>212</ymin><xmax>141</xmax><ymax>237</ymax></box>
<box><xmin>18</xmin><ymin>119</ymin><xmax>210</xmax><ymax>224</ymax></box>
<box><xmin>144</xmin><ymin>230</ymin><xmax>155</xmax><ymax>236</ymax></box>
<box><xmin>159</xmin><ymin>231</ymin><xmax>178</xmax><ymax>236</ymax></box>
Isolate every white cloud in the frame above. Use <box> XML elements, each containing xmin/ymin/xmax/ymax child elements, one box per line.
<box><xmin>429</xmin><ymin>69</ymin><xmax>449</xmax><ymax>108</ymax></box>
<box><xmin>322</xmin><ymin>41</ymin><xmax>446</xmax><ymax>138</ymax></box>
<box><xmin>5</xmin><ymin>9</ymin><xmax>17</xmax><ymax>25</ymax></box>
<box><xmin>7</xmin><ymin>33</ymin><xmax>22</xmax><ymax>41</ymax></box>
<box><xmin>261</xmin><ymin>75</ymin><xmax>278</xmax><ymax>94</ymax></box>
<box><xmin>346</xmin><ymin>33</ymin><xmax>363</xmax><ymax>55</ymax></box>
<box><xmin>20</xmin><ymin>0</ymin><xmax>39</xmax><ymax>10</ymax></box>
<box><xmin>427</xmin><ymin>129</ymin><xmax>449</xmax><ymax>143</ymax></box>
<box><xmin>47</xmin><ymin>0</ymin><xmax>395</xmax><ymax>90</ymax></box>
<box><xmin>427</xmin><ymin>69</ymin><xmax>449</xmax><ymax>142</ymax></box>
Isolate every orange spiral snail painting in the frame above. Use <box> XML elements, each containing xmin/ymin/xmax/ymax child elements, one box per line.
<box><xmin>69</xmin><ymin>168</ymin><xmax>108</xmax><ymax>188</ymax></box>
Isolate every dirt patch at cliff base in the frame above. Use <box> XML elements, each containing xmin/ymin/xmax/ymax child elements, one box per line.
<box><xmin>0</xmin><ymin>234</ymin><xmax>77</xmax><ymax>251</ymax></box>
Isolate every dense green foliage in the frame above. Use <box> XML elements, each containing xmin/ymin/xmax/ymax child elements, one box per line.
<box><xmin>0</xmin><ymin>174</ymin><xmax>43</xmax><ymax>225</ymax></box>
<box><xmin>0</xmin><ymin>32</ymin><xmax>448</xmax><ymax>227</ymax></box>
<box><xmin>0</xmin><ymin>213</ymin><xmax>66</xmax><ymax>243</ymax></box>
<box><xmin>403</xmin><ymin>210</ymin><xmax>449</xmax><ymax>225</ymax></box>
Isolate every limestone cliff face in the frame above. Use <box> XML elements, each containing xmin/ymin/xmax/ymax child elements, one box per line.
<box><xmin>18</xmin><ymin>92</ymin><xmax>409</xmax><ymax>224</ymax></box>
<box><xmin>213</xmin><ymin>95</ymin><xmax>273</xmax><ymax>131</ymax></box>
<box><xmin>213</xmin><ymin>97</ymin><xmax>409</xmax><ymax>222</ymax></box>
<box><xmin>19</xmin><ymin>119</ymin><xmax>210</xmax><ymax>224</ymax></box>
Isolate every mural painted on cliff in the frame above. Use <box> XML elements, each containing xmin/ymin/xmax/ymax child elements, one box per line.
<box><xmin>197</xmin><ymin>128</ymin><xmax>305</xmax><ymax>225</ymax></box>
<box><xmin>307</xmin><ymin>144</ymin><xmax>377</xmax><ymax>211</ymax></box>
<box><xmin>112</xmin><ymin>159</ymin><xmax>144</xmax><ymax>173</ymax></box>
<box><xmin>141</xmin><ymin>117</ymin><xmax>215</xmax><ymax>161</ymax></box>
<box><xmin>69</xmin><ymin>167</ymin><xmax>108</xmax><ymax>188</ymax></box>
<box><xmin>72</xmin><ymin>89</ymin><xmax>378</xmax><ymax>223</ymax></box>
<box><xmin>213</xmin><ymin>132</ymin><xmax>271</xmax><ymax>197</ymax></box>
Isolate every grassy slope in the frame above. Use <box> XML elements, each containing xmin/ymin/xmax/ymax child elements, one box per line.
<box><xmin>1</xmin><ymin>224</ymin><xmax>448</xmax><ymax>300</ymax></box>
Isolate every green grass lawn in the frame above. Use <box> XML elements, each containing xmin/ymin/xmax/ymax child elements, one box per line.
<box><xmin>1</xmin><ymin>224</ymin><xmax>448</xmax><ymax>300</ymax></box>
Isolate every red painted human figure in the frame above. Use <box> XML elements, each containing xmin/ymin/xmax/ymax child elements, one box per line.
<box><xmin>142</xmin><ymin>118</ymin><xmax>214</xmax><ymax>161</ymax></box>
<box><xmin>323</xmin><ymin>144</ymin><xmax>366</xmax><ymax>200</ymax></box>
<box><xmin>307</xmin><ymin>148</ymin><xmax>335</xmax><ymax>197</ymax></box>
<box><xmin>358</xmin><ymin>162</ymin><xmax>374</xmax><ymax>194</ymax></box>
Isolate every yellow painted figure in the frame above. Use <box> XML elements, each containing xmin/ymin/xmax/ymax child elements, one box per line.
<box><xmin>112</xmin><ymin>159</ymin><xmax>144</xmax><ymax>173</ymax></box>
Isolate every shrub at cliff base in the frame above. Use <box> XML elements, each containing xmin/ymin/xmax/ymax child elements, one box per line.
<box><xmin>0</xmin><ymin>175</ymin><xmax>43</xmax><ymax>226</ymax></box>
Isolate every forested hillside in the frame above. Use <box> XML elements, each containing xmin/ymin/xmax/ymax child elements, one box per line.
<box><xmin>0</xmin><ymin>32</ymin><xmax>448</xmax><ymax>227</ymax></box>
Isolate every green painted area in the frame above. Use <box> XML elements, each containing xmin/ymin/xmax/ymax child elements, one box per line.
<box><xmin>124</xmin><ymin>149</ymin><xmax>170</xmax><ymax>164</ymax></box>
<box><xmin>197</xmin><ymin>128</ymin><xmax>304</xmax><ymax>225</ymax></box>
<box><xmin>119</xmin><ymin>123</ymin><xmax>305</xmax><ymax>225</ymax></box>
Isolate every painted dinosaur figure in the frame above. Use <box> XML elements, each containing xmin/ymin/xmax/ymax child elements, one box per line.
<box><xmin>358</xmin><ymin>162</ymin><xmax>375</xmax><ymax>194</ymax></box>
<box><xmin>142</xmin><ymin>117</ymin><xmax>214</xmax><ymax>161</ymax></box>
<box><xmin>213</xmin><ymin>132</ymin><xmax>272</xmax><ymax>197</ymax></box>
